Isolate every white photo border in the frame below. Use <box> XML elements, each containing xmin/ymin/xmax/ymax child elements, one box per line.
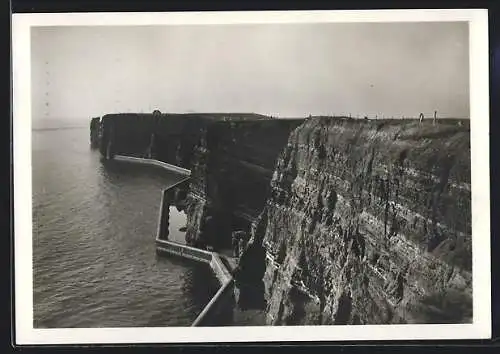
<box><xmin>12</xmin><ymin>9</ymin><xmax>491</xmax><ymax>344</ymax></box>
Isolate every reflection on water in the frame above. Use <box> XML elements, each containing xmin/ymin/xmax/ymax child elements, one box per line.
<box><xmin>32</xmin><ymin>126</ymin><xmax>219</xmax><ymax>328</ymax></box>
<box><xmin>167</xmin><ymin>206</ymin><xmax>187</xmax><ymax>245</ymax></box>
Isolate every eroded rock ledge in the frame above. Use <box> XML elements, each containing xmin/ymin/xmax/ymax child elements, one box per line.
<box><xmin>92</xmin><ymin>113</ymin><xmax>471</xmax><ymax>325</ymax></box>
<box><xmin>242</xmin><ymin>117</ymin><xmax>471</xmax><ymax>325</ymax></box>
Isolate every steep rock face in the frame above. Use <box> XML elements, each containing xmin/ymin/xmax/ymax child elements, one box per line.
<box><xmin>97</xmin><ymin>112</ymin><xmax>275</xmax><ymax>168</ymax></box>
<box><xmin>98</xmin><ymin>113</ymin><xmax>211</xmax><ymax>167</ymax></box>
<box><xmin>94</xmin><ymin>113</ymin><xmax>472</xmax><ymax>324</ymax></box>
<box><xmin>96</xmin><ymin>112</ymin><xmax>304</xmax><ymax>249</ymax></box>
<box><xmin>90</xmin><ymin>117</ymin><xmax>101</xmax><ymax>148</ymax></box>
<box><xmin>179</xmin><ymin>119</ymin><xmax>305</xmax><ymax>249</ymax></box>
<box><xmin>247</xmin><ymin>117</ymin><xmax>471</xmax><ymax>325</ymax></box>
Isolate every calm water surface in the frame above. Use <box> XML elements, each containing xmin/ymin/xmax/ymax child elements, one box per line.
<box><xmin>32</xmin><ymin>127</ymin><xmax>219</xmax><ymax>328</ymax></box>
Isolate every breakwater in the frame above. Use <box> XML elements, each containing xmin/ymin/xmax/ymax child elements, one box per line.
<box><xmin>113</xmin><ymin>155</ymin><xmax>191</xmax><ymax>176</ymax></box>
<box><xmin>34</xmin><ymin>126</ymin><xmax>217</xmax><ymax>328</ymax></box>
<box><xmin>155</xmin><ymin>238</ymin><xmax>235</xmax><ymax>326</ymax></box>
<box><xmin>110</xmin><ymin>153</ymin><xmax>235</xmax><ymax>326</ymax></box>
<box><xmin>154</xmin><ymin>240</ymin><xmax>232</xmax><ymax>285</ymax></box>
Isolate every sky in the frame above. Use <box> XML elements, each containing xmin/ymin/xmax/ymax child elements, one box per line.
<box><xmin>31</xmin><ymin>22</ymin><xmax>469</xmax><ymax>123</ymax></box>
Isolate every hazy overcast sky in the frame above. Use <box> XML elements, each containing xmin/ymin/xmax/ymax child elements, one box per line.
<box><xmin>31</xmin><ymin>22</ymin><xmax>469</xmax><ymax>122</ymax></box>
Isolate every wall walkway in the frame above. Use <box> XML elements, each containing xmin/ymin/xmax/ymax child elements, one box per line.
<box><xmin>112</xmin><ymin>153</ymin><xmax>235</xmax><ymax>326</ymax></box>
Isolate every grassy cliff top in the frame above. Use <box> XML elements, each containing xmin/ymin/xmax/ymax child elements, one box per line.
<box><xmin>295</xmin><ymin>115</ymin><xmax>471</xmax><ymax>186</ymax></box>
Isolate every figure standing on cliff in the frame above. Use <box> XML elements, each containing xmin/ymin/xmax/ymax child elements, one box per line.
<box><xmin>419</xmin><ymin>112</ymin><xmax>424</xmax><ymax>123</ymax></box>
<box><xmin>433</xmin><ymin>110</ymin><xmax>437</xmax><ymax>125</ymax></box>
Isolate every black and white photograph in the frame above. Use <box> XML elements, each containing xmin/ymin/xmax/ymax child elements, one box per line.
<box><xmin>12</xmin><ymin>9</ymin><xmax>491</xmax><ymax>344</ymax></box>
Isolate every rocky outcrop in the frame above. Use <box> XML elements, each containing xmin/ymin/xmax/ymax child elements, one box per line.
<box><xmin>95</xmin><ymin>112</ymin><xmax>304</xmax><ymax>250</ymax></box>
<box><xmin>171</xmin><ymin>118</ymin><xmax>305</xmax><ymax>250</ymax></box>
<box><xmin>93</xmin><ymin>113</ymin><xmax>472</xmax><ymax>325</ymax></box>
<box><xmin>90</xmin><ymin>117</ymin><xmax>101</xmax><ymax>148</ymax></box>
<box><xmin>97</xmin><ymin>113</ymin><xmax>274</xmax><ymax>166</ymax></box>
<box><xmin>242</xmin><ymin>117</ymin><xmax>472</xmax><ymax>325</ymax></box>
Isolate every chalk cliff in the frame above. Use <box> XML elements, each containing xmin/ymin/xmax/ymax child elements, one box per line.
<box><xmin>239</xmin><ymin>117</ymin><xmax>472</xmax><ymax>325</ymax></box>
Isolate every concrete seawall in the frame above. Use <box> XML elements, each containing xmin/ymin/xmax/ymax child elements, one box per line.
<box><xmin>154</xmin><ymin>238</ymin><xmax>235</xmax><ymax>326</ymax></box>
<box><xmin>113</xmin><ymin>155</ymin><xmax>234</xmax><ymax>327</ymax></box>
<box><xmin>155</xmin><ymin>239</ymin><xmax>212</xmax><ymax>263</ymax></box>
<box><xmin>113</xmin><ymin>155</ymin><xmax>191</xmax><ymax>176</ymax></box>
<box><xmin>155</xmin><ymin>238</ymin><xmax>232</xmax><ymax>284</ymax></box>
<box><xmin>191</xmin><ymin>278</ymin><xmax>235</xmax><ymax>327</ymax></box>
<box><xmin>210</xmin><ymin>253</ymin><xmax>232</xmax><ymax>284</ymax></box>
<box><xmin>156</xmin><ymin>178</ymin><xmax>190</xmax><ymax>243</ymax></box>
<box><xmin>112</xmin><ymin>152</ymin><xmax>235</xmax><ymax>326</ymax></box>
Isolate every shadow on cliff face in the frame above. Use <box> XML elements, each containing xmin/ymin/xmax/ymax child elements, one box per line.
<box><xmin>407</xmin><ymin>290</ymin><xmax>472</xmax><ymax>324</ymax></box>
<box><xmin>236</xmin><ymin>281</ymin><xmax>267</xmax><ymax>311</ymax></box>
<box><xmin>232</xmin><ymin>242</ymin><xmax>267</xmax><ymax>311</ymax></box>
<box><xmin>333</xmin><ymin>292</ymin><xmax>353</xmax><ymax>325</ymax></box>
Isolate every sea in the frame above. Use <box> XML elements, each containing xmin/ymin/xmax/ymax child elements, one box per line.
<box><xmin>32</xmin><ymin>124</ymin><xmax>220</xmax><ymax>328</ymax></box>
